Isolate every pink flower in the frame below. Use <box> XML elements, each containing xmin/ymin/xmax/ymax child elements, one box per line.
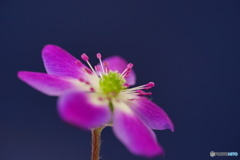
<box><xmin>18</xmin><ymin>44</ymin><xmax>174</xmax><ymax>158</ymax></box>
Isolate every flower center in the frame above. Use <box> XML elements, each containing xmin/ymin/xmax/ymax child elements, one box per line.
<box><xmin>99</xmin><ymin>71</ymin><xmax>126</xmax><ymax>97</ymax></box>
<box><xmin>80</xmin><ymin>53</ymin><xmax>155</xmax><ymax>99</ymax></box>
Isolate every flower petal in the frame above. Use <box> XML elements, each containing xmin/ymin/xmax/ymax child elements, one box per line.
<box><xmin>112</xmin><ymin>101</ymin><xmax>163</xmax><ymax>157</ymax></box>
<box><xmin>129</xmin><ymin>97</ymin><xmax>174</xmax><ymax>131</ymax></box>
<box><xmin>58</xmin><ymin>91</ymin><xmax>111</xmax><ymax>129</ymax></box>
<box><xmin>102</xmin><ymin>56</ymin><xmax>136</xmax><ymax>86</ymax></box>
<box><xmin>18</xmin><ymin>71</ymin><xmax>83</xmax><ymax>96</ymax></box>
<box><xmin>42</xmin><ymin>44</ymin><xmax>87</xmax><ymax>79</ymax></box>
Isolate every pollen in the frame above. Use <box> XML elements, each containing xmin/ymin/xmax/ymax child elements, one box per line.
<box><xmin>99</xmin><ymin>72</ymin><xmax>126</xmax><ymax>97</ymax></box>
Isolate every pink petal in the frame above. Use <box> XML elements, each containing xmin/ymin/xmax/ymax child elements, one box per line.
<box><xmin>42</xmin><ymin>44</ymin><xmax>87</xmax><ymax>79</ymax></box>
<box><xmin>129</xmin><ymin>97</ymin><xmax>174</xmax><ymax>131</ymax></box>
<box><xmin>18</xmin><ymin>71</ymin><xmax>82</xmax><ymax>96</ymax></box>
<box><xmin>102</xmin><ymin>56</ymin><xmax>136</xmax><ymax>86</ymax></box>
<box><xmin>112</xmin><ymin>101</ymin><xmax>163</xmax><ymax>157</ymax></box>
<box><xmin>58</xmin><ymin>91</ymin><xmax>111</xmax><ymax>129</ymax></box>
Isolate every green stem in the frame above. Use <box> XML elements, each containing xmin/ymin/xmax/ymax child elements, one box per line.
<box><xmin>91</xmin><ymin>127</ymin><xmax>103</xmax><ymax>160</ymax></box>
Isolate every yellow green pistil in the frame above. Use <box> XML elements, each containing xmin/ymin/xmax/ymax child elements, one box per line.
<box><xmin>99</xmin><ymin>71</ymin><xmax>126</xmax><ymax>97</ymax></box>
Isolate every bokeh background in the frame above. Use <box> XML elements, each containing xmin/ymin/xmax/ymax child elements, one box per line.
<box><xmin>1</xmin><ymin>0</ymin><xmax>239</xmax><ymax>160</ymax></box>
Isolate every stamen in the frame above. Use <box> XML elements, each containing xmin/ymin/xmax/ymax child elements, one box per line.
<box><xmin>95</xmin><ymin>65</ymin><xmax>100</xmax><ymax>72</ymax></box>
<box><xmin>121</xmin><ymin>63</ymin><xmax>133</xmax><ymax>77</ymax></box>
<box><xmin>103</xmin><ymin>62</ymin><xmax>109</xmax><ymax>73</ymax></box>
<box><xmin>123</xmin><ymin>69</ymin><xmax>131</xmax><ymax>78</ymax></box>
<box><xmin>81</xmin><ymin>53</ymin><xmax>98</xmax><ymax>76</ymax></box>
<box><xmin>122</xmin><ymin>81</ymin><xmax>155</xmax><ymax>97</ymax></box>
<box><xmin>95</xmin><ymin>65</ymin><xmax>102</xmax><ymax>78</ymax></box>
<box><xmin>136</xmin><ymin>90</ymin><xmax>152</xmax><ymax>96</ymax></box>
<box><xmin>144</xmin><ymin>82</ymin><xmax>155</xmax><ymax>89</ymax></box>
<box><xmin>123</xmin><ymin>85</ymin><xmax>145</xmax><ymax>91</ymax></box>
<box><xmin>96</xmin><ymin>53</ymin><xmax>105</xmax><ymax>74</ymax></box>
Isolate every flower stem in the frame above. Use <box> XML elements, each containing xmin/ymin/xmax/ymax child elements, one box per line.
<box><xmin>91</xmin><ymin>127</ymin><xmax>103</xmax><ymax>160</ymax></box>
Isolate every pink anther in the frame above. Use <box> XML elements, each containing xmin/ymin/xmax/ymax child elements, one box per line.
<box><xmin>85</xmin><ymin>68</ymin><xmax>92</xmax><ymax>74</ymax></box>
<box><xmin>147</xmin><ymin>82</ymin><xmax>155</xmax><ymax>87</ymax></box>
<box><xmin>123</xmin><ymin>83</ymin><xmax>130</xmax><ymax>88</ymax></box>
<box><xmin>96</xmin><ymin>53</ymin><xmax>102</xmax><ymax>59</ymax></box>
<box><xmin>103</xmin><ymin>62</ymin><xmax>109</xmax><ymax>73</ymax></box>
<box><xmin>78</xmin><ymin>78</ymin><xmax>85</xmax><ymax>82</ymax></box>
<box><xmin>145</xmin><ymin>92</ymin><xmax>152</xmax><ymax>95</ymax></box>
<box><xmin>81</xmin><ymin>53</ymin><xmax>89</xmax><ymax>61</ymax></box>
<box><xmin>136</xmin><ymin>90</ymin><xmax>152</xmax><ymax>96</ymax></box>
<box><xmin>90</xmin><ymin>87</ymin><xmax>95</xmax><ymax>92</ymax></box>
<box><xmin>95</xmin><ymin>65</ymin><xmax>101</xmax><ymax>72</ymax></box>
<box><xmin>144</xmin><ymin>82</ymin><xmax>155</xmax><ymax>89</ymax></box>
<box><xmin>75</xmin><ymin>60</ymin><xmax>82</xmax><ymax>67</ymax></box>
<box><xmin>127</xmin><ymin>63</ymin><xmax>133</xmax><ymax>68</ymax></box>
<box><xmin>103</xmin><ymin>61</ymin><xmax>108</xmax><ymax>67</ymax></box>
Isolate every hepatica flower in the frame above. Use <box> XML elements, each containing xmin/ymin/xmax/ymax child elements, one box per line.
<box><xmin>18</xmin><ymin>45</ymin><xmax>174</xmax><ymax>158</ymax></box>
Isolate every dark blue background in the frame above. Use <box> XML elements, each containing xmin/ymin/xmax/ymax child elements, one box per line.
<box><xmin>1</xmin><ymin>0</ymin><xmax>239</xmax><ymax>160</ymax></box>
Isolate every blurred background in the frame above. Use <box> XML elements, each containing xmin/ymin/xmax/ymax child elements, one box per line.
<box><xmin>0</xmin><ymin>0</ymin><xmax>239</xmax><ymax>160</ymax></box>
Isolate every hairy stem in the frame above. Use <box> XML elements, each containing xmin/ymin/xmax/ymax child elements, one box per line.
<box><xmin>91</xmin><ymin>127</ymin><xmax>103</xmax><ymax>160</ymax></box>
